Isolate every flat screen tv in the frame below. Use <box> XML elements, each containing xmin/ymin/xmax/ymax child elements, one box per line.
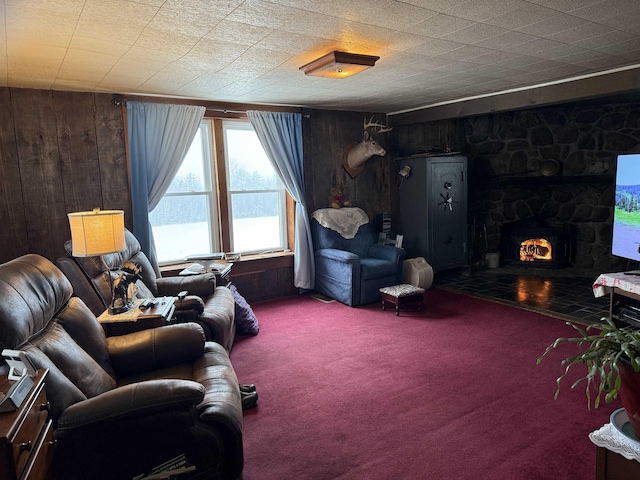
<box><xmin>612</xmin><ymin>154</ymin><xmax>640</xmax><ymax>263</ymax></box>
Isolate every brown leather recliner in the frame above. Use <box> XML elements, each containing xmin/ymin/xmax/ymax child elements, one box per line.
<box><xmin>57</xmin><ymin>229</ymin><xmax>236</xmax><ymax>351</ymax></box>
<box><xmin>0</xmin><ymin>254</ymin><xmax>244</xmax><ymax>480</ymax></box>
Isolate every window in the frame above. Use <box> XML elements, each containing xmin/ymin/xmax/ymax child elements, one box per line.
<box><xmin>223</xmin><ymin>121</ymin><xmax>287</xmax><ymax>254</ymax></box>
<box><xmin>150</xmin><ymin>121</ymin><xmax>219</xmax><ymax>264</ymax></box>
<box><xmin>150</xmin><ymin>119</ymin><xmax>288</xmax><ymax>265</ymax></box>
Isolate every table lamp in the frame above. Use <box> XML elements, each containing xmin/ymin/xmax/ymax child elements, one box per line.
<box><xmin>67</xmin><ymin>208</ymin><xmax>128</xmax><ymax>314</ymax></box>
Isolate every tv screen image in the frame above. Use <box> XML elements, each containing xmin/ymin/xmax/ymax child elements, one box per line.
<box><xmin>612</xmin><ymin>154</ymin><xmax>640</xmax><ymax>263</ymax></box>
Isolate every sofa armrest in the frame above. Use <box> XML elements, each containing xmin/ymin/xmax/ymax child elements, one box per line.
<box><xmin>156</xmin><ymin>273</ymin><xmax>216</xmax><ymax>298</ymax></box>
<box><xmin>173</xmin><ymin>295</ymin><xmax>205</xmax><ymax>321</ymax></box>
<box><xmin>56</xmin><ymin>379</ymin><xmax>205</xmax><ymax>430</ymax></box>
<box><xmin>315</xmin><ymin>248</ymin><xmax>360</xmax><ymax>264</ymax></box>
<box><xmin>368</xmin><ymin>244</ymin><xmax>405</xmax><ymax>265</ymax></box>
<box><xmin>192</xmin><ymin>342</ymin><xmax>244</xmax><ymax>469</ymax></box>
<box><xmin>106</xmin><ymin>323</ymin><xmax>205</xmax><ymax>377</ymax></box>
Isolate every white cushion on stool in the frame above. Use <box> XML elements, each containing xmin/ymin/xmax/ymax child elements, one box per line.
<box><xmin>379</xmin><ymin>284</ymin><xmax>425</xmax><ymax>297</ymax></box>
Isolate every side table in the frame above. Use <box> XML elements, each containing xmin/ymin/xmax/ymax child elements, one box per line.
<box><xmin>596</xmin><ymin>447</ymin><xmax>640</xmax><ymax>480</ymax></box>
<box><xmin>0</xmin><ymin>369</ymin><xmax>54</xmax><ymax>480</ymax></box>
<box><xmin>593</xmin><ymin>272</ymin><xmax>640</xmax><ymax>327</ymax></box>
<box><xmin>590</xmin><ymin>411</ymin><xmax>640</xmax><ymax>480</ymax></box>
<box><xmin>97</xmin><ymin>297</ymin><xmax>176</xmax><ymax>336</ymax></box>
<box><xmin>179</xmin><ymin>262</ymin><xmax>233</xmax><ymax>287</ymax></box>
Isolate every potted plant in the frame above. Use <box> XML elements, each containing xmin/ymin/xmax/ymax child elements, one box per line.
<box><xmin>537</xmin><ymin>316</ymin><xmax>640</xmax><ymax>437</ymax></box>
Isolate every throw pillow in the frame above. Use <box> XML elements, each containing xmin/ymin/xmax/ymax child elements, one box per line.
<box><xmin>230</xmin><ymin>285</ymin><xmax>259</xmax><ymax>335</ymax></box>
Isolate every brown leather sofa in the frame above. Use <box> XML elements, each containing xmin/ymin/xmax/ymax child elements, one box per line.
<box><xmin>0</xmin><ymin>254</ymin><xmax>244</xmax><ymax>480</ymax></box>
<box><xmin>57</xmin><ymin>229</ymin><xmax>236</xmax><ymax>351</ymax></box>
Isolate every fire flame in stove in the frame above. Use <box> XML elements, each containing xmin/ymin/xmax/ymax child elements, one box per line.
<box><xmin>519</xmin><ymin>238</ymin><xmax>552</xmax><ymax>262</ymax></box>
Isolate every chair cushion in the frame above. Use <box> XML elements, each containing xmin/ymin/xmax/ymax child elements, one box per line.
<box><xmin>311</xmin><ymin>217</ymin><xmax>376</xmax><ymax>258</ymax></box>
<box><xmin>360</xmin><ymin>258</ymin><xmax>400</xmax><ymax>280</ymax></box>
<box><xmin>55</xmin><ymin>297</ymin><xmax>116</xmax><ymax>377</ymax></box>
<box><xmin>23</xmin><ymin>346</ymin><xmax>88</xmax><ymax>418</ymax></box>
<box><xmin>0</xmin><ymin>254</ymin><xmax>73</xmax><ymax>350</ymax></box>
<box><xmin>33</xmin><ymin>323</ymin><xmax>116</xmax><ymax>398</ymax></box>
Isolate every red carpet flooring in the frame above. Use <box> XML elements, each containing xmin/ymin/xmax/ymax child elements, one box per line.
<box><xmin>231</xmin><ymin>288</ymin><xmax>617</xmax><ymax>480</ymax></box>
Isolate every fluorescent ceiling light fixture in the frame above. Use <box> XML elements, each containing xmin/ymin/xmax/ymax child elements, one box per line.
<box><xmin>299</xmin><ymin>51</ymin><xmax>380</xmax><ymax>79</ymax></box>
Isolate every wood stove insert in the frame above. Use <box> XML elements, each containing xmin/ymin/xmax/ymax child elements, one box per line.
<box><xmin>501</xmin><ymin>217</ymin><xmax>574</xmax><ymax>267</ymax></box>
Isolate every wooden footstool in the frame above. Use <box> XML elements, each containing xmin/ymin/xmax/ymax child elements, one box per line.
<box><xmin>379</xmin><ymin>284</ymin><xmax>426</xmax><ymax>316</ymax></box>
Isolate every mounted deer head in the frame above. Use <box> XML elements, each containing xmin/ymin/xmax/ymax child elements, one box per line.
<box><xmin>343</xmin><ymin>116</ymin><xmax>393</xmax><ymax>178</ymax></box>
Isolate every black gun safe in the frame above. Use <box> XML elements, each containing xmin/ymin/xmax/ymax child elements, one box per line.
<box><xmin>398</xmin><ymin>155</ymin><xmax>468</xmax><ymax>271</ymax></box>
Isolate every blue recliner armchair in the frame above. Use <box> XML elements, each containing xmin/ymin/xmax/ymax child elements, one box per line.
<box><xmin>311</xmin><ymin>208</ymin><xmax>406</xmax><ymax>306</ymax></box>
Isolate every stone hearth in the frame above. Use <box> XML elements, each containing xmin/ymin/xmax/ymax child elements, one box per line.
<box><xmin>462</xmin><ymin>101</ymin><xmax>640</xmax><ymax>273</ymax></box>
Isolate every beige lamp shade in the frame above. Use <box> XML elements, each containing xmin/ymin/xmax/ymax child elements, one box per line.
<box><xmin>68</xmin><ymin>209</ymin><xmax>126</xmax><ymax>257</ymax></box>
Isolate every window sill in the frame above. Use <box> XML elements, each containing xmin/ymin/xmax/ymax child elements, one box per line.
<box><xmin>160</xmin><ymin>250</ymin><xmax>294</xmax><ymax>277</ymax></box>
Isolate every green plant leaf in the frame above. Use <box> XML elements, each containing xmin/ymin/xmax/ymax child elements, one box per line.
<box><xmin>538</xmin><ymin>318</ymin><xmax>640</xmax><ymax>410</ymax></box>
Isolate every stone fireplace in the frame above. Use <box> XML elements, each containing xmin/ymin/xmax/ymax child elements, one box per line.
<box><xmin>501</xmin><ymin>217</ymin><xmax>574</xmax><ymax>267</ymax></box>
<box><xmin>457</xmin><ymin>101</ymin><xmax>640</xmax><ymax>273</ymax></box>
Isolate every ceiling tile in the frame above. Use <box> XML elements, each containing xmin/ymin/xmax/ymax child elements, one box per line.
<box><xmin>133</xmin><ymin>30</ymin><xmax>200</xmax><ymax>60</ymax></box>
<box><xmin>598</xmin><ymin>38</ymin><xmax>640</xmax><ymax>57</ymax></box>
<box><xmin>397</xmin><ymin>0</ymin><xmax>470</xmax><ymax>14</ymax></box>
<box><xmin>359</xmin><ymin>2</ymin><xmax>438</xmax><ymax>30</ymax></box>
<box><xmin>483</xmin><ymin>4</ymin><xmax>558</xmax><ymax>29</ymax></box>
<box><xmin>547</xmin><ymin>22</ymin><xmax>612</xmax><ymax>44</ymax></box>
<box><xmin>55</xmin><ymin>69</ymin><xmax>105</xmax><ymax>84</ymax></box>
<box><xmin>226</xmin><ymin>0</ymin><xmax>301</xmax><ymax>29</ymax></box>
<box><xmin>403</xmin><ymin>14</ymin><xmax>474</xmax><ymax>38</ymax></box>
<box><xmin>59</xmin><ymin>49</ymin><xmax>120</xmax><ymax>73</ymax></box>
<box><xmin>523</xmin><ymin>0</ymin><xmax>601</xmax><ymax>12</ymax></box>
<box><xmin>205</xmin><ymin>20</ymin><xmax>273</xmax><ymax>46</ymax></box>
<box><xmin>473</xmin><ymin>30</ymin><xmax>538</xmax><ymax>50</ymax></box>
<box><xmin>494</xmin><ymin>55</ymin><xmax>552</xmax><ymax>71</ymax></box>
<box><xmin>3</xmin><ymin>0</ymin><xmax>640</xmax><ymax>113</ymax></box>
<box><xmin>439</xmin><ymin>44</ymin><xmax>498</xmax><ymax>62</ymax></box>
<box><xmin>5</xmin><ymin>5</ymin><xmax>77</xmax><ymax>43</ymax></box>
<box><xmin>6</xmin><ymin>43</ymin><xmax>66</xmax><ymax>68</ymax></box>
<box><xmin>533</xmin><ymin>44</ymin><xmax>596</xmax><ymax>61</ymax></box>
<box><xmin>571</xmin><ymin>30</ymin><xmax>639</xmax><ymax>50</ymax></box>
<box><xmin>257</xmin><ymin>31</ymin><xmax>330</xmax><ymax>55</ymax></box>
<box><xmin>499</xmin><ymin>37</ymin><xmax>565</xmax><ymax>55</ymax></box>
<box><xmin>440</xmin><ymin>22</ymin><xmax>508</xmax><ymax>44</ymax></box>
<box><xmin>516</xmin><ymin>13</ymin><xmax>590</xmax><ymax>37</ymax></box>
<box><xmin>537</xmin><ymin>63</ymin><xmax>590</xmax><ymax>79</ymax></box>
<box><xmin>443</xmin><ymin>0</ymin><xmax>528</xmax><ymax>22</ymax></box>
<box><xmin>68</xmin><ymin>36</ymin><xmax>131</xmax><ymax>56</ymax></box>
<box><xmin>406</xmin><ymin>37</ymin><xmax>465</xmax><ymax>56</ymax></box>
<box><xmin>618</xmin><ymin>48</ymin><xmax>640</xmax><ymax>61</ymax></box>
<box><xmin>567</xmin><ymin>0</ymin><xmax>640</xmax><ymax>21</ymax></box>
<box><xmin>596</xmin><ymin>12</ymin><xmax>640</xmax><ymax>33</ymax></box>
<box><xmin>280</xmin><ymin>10</ymin><xmax>348</xmax><ymax>41</ymax></box>
<box><xmin>575</xmin><ymin>55</ymin><xmax>630</xmax><ymax>70</ymax></box>
<box><xmin>97</xmin><ymin>72</ymin><xmax>151</xmax><ymax>91</ymax></box>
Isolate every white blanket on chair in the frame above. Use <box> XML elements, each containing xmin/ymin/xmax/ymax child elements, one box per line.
<box><xmin>312</xmin><ymin>208</ymin><xmax>369</xmax><ymax>239</ymax></box>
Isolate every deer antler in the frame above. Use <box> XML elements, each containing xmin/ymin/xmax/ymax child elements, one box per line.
<box><xmin>363</xmin><ymin>115</ymin><xmax>393</xmax><ymax>134</ymax></box>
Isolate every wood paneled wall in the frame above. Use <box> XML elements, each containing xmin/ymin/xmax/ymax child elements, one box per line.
<box><xmin>0</xmin><ymin>88</ymin><xmax>396</xmax><ymax>302</ymax></box>
<box><xmin>0</xmin><ymin>87</ymin><xmax>131</xmax><ymax>264</ymax></box>
<box><xmin>302</xmin><ymin>108</ymin><xmax>392</xmax><ymax>220</ymax></box>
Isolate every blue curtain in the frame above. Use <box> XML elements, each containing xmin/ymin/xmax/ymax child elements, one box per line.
<box><xmin>127</xmin><ymin>101</ymin><xmax>205</xmax><ymax>274</ymax></box>
<box><xmin>246</xmin><ymin>110</ymin><xmax>314</xmax><ymax>289</ymax></box>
